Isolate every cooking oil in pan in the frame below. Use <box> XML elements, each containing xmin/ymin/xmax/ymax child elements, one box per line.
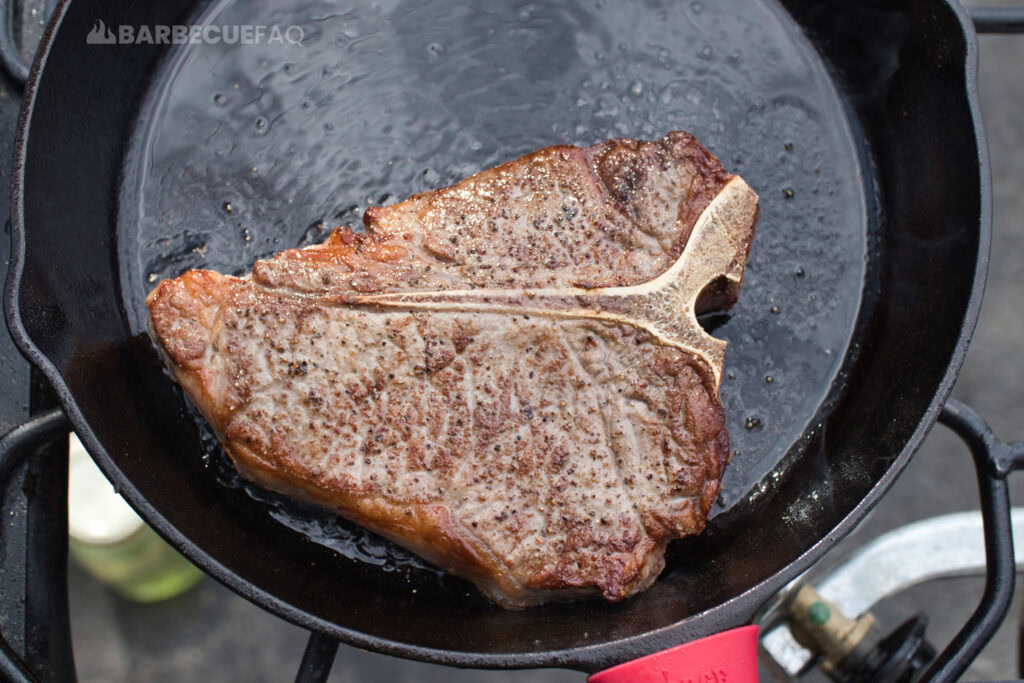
<box><xmin>119</xmin><ymin>0</ymin><xmax>872</xmax><ymax>568</ymax></box>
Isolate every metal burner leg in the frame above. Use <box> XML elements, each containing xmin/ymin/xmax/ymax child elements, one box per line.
<box><xmin>0</xmin><ymin>406</ymin><xmax>349</xmax><ymax>683</ymax></box>
<box><xmin>922</xmin><ymin>400</ymin><xmax>1024</xmax><ymax>681</ymax></box>
<box><xmin>295</xmin><ymin>632</ymin><xmax>340</xmax><ymax>683</ymax></box>
<box><xmin>0</xmin><ymin>408</ymin><xmax>67</xmax><ymax>483</ymax></box>
<box><xmin>758</xmin><ymin>400</ymin><xmax>1024</xmax><ymax>681</ymax></box>
<box><xmin>0</xmin><ymin>408</ymin><xmax>72</xmax><ymax>683</ymax></box>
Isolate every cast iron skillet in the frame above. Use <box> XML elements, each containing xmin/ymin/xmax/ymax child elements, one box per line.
<box><xmin>5</xmin><ymin>0</ymin><xmax>989</xmax><ymax>673</ymax></box>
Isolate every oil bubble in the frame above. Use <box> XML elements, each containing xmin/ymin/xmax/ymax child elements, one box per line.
<box><xmin>427</xmin><ymin>42</ymin><xmax>445</xmax><ymax>59</ymax></box>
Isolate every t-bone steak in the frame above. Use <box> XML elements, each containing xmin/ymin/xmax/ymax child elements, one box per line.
<box><xmin>147</xmin><ymin>131</ymin><xmax>760</xmax><ymax>608</ymax></box>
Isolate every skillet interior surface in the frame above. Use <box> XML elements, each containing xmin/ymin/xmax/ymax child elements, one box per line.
<box><xmin>120</xmin><ymin>0</ymin><xmax>869</xmax><ymax>579</ymax></box>
<box><xmin>9</xmin><ymin>0</ymin><xmax>984</xmax><ymax>671</ymax></box>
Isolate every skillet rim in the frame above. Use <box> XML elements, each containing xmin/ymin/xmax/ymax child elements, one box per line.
<box><xmin>3</xmin><ymin>0</ymin><xmax>991</xmax><ymax>671</ymax></box>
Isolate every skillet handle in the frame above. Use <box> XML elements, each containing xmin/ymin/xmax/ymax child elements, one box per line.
<box><xmin>970</xmin><ymin>6</ymin><xmax>1024</xmax><ymax>33</ymax></box>
<box><xmin>587</xmin><ymin>625</ymin><xmax>759</xmax><ymax>683</ymax></box>
<box><xmin>0</xmin><ymin>408</ymin><xmax>73</xmax><ymax>683</ymax></box>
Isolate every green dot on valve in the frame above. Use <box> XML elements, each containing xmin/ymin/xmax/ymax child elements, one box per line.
<box><xmin>808</xmin><ymin>601</ymin><xmax>831</xmax><ymax>625</ymax></box>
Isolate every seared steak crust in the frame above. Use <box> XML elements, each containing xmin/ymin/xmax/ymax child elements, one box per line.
<box><xmin>148</xmin><ymin>132</ymin><xmax>759</xmax><ymax>607</ymax></box>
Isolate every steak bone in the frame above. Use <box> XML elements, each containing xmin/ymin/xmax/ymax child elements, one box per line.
<box><xmin>338</xmin><ymin>176</ymin><xmax>757</xmax><ymax>388</ymax></box>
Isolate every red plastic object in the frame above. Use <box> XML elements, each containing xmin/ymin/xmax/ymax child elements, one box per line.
<box><xmin>588</xmin><ymin>625</ymin><xmax>759</xmax><ymax>683</ymax></box>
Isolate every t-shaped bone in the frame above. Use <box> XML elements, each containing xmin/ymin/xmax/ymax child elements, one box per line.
<box><xmin>340</xmin><ymin>176</ymin><xmax>759</xmax><ymax>389</ymax></box>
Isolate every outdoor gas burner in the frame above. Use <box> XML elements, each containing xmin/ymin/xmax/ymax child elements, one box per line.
<box><xmin>2</xmin><ymin>2</ymin><xmax>1024</xmax><ymax>682</ymax></box>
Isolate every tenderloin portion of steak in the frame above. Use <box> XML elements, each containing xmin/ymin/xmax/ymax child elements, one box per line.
<box><xmin>147</xmin><ymin>132</ymin><xmax>759</xmax><ymax>608</ymax></box>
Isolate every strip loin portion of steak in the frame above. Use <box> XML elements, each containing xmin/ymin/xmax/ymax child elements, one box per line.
<box><xmin>147</xmin><ymin>132</ymin><xmax>759</xmax><ymax>607</ymax></box>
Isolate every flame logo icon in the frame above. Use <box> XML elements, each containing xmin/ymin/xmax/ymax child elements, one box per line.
<box><xmin>86</xmin><ymin>20</ymin><xmax>116</xmax><ymax>45</ymax></box>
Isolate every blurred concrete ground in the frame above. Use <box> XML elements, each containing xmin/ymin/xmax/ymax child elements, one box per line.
<box><xmin>67</xmin><ymin>16</ymin><xmax>1024</xmax><ymax>683</ymax></box>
